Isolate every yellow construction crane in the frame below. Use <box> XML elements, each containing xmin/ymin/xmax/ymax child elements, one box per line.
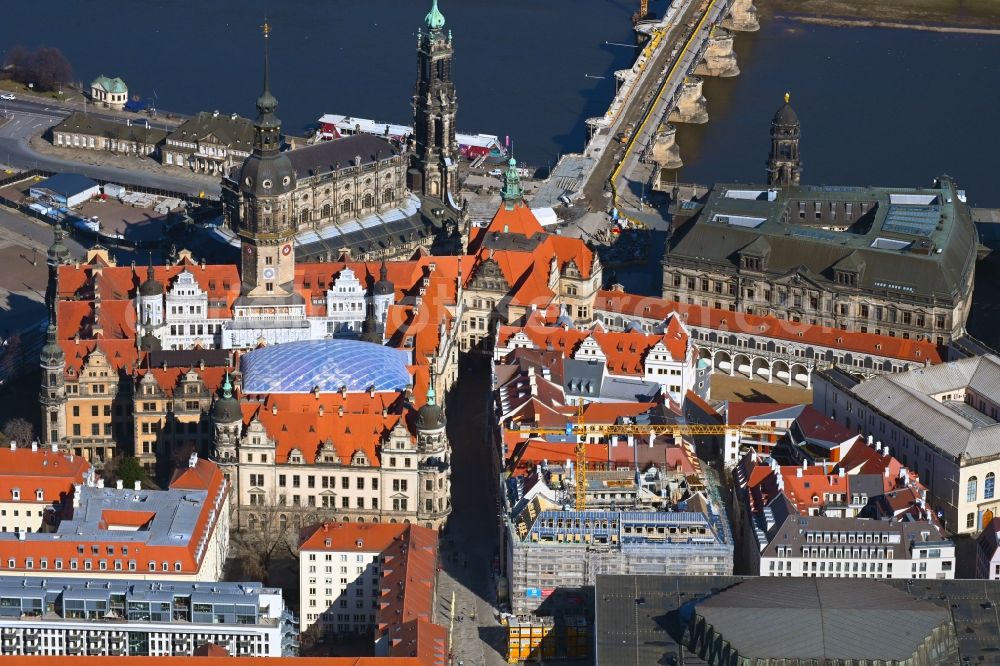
<box><xmin>505</xmin><ymin>405</ymin><xmax>776</xmax><ymax>511</ymax></box>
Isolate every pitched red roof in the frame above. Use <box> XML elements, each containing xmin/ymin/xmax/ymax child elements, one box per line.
<box><xmin>597</xmin><ymin>288</ymin><xmax>944</xmax><ymax>364</ymax></box>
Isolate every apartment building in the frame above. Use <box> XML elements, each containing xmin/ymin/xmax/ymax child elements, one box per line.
<box><xmin>298</xmin><ymin>522</ymin><xmax>437</xmax><ymax>639</ymax></box>
<box><xmin>0</xmin><ymin>577</ymin><xmax>296</xmax><ymax>657</ymax></box>
<box><xmin>0</xmin><ymin>443</ymin><xmax>90</xmax><ymax>533</ymax></box>
<box><xmin>733</xmin><ymin>445</ymin><xmax>954</xmax><ymax>579</ymax></box>
<box><xmin>813</xmin><ymin>355</ymin><xmax>1000</xmax><ymax>535</ymax></box>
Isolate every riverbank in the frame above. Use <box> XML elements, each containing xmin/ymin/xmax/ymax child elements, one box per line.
<box><xmin>759</xmin><ymin>0</ymin><xmax>1000</xmax><ymax>29</ymax></box>
<box><xmin>779</xmin><ymin>15</ymin><xmax>1000</xmax><ymax>34</ymax></box>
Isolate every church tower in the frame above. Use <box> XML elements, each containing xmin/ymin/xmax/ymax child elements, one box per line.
<box><xmin>236</xmin><ymin>22</ymin><xmax>298</xmax><ymax>298</ymax></box>
<box><xmin>766</xmin><ymin>92</ymin><xmax>802</xmax><ymax>187</ymax></box>
<box><xmin>45</xmin><ymin>226</ymin><xmax>70</xmax><ymax>318</ymax></box>
<box><xmin>411</xmin><ymin>0</ymin><xmax>459</xmax><ymax>206</ymax></box>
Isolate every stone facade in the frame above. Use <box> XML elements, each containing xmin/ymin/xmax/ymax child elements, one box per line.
<box><xmin>410</xmin><ymin>0</ymin><xmax>459</xmax><ymax>205</ymax></box>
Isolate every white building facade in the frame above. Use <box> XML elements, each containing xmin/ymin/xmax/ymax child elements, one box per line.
<box><xmin>0</xmin><ymin>577</ymin><xmax>295</xmax><ymax>657</ymax></box>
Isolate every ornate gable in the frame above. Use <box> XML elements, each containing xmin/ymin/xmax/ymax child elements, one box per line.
<box><xmin>468</xmin><ymin>257</ymin><xmax>510</xmax><ymax>293</ymax></box>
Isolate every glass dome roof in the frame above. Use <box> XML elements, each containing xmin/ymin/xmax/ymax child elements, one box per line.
<box><xmin>241</xmin><ymin>339</ymin><xmax>413</xmax><ymax>394</ymax></box>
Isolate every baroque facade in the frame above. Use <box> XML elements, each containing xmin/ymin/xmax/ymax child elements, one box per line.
<box><xmin>664</xmin><ymin>100</ymin><xmax>976</xmax><ymax>345</ymax></box>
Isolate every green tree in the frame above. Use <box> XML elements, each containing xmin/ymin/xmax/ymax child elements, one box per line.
<box><xmin>114</xmin><ymin>456</ymin><xmax>146</xmax><ymax>488</ymax></box>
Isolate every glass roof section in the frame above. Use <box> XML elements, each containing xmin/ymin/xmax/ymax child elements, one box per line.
<box><xmin>241</xmin><ymin>339</ymin><xmax>413</xmax><ymax>394</ymax></box>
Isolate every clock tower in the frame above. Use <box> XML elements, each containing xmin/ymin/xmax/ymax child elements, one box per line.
<box><xmin>236</xmin><ymin>21</ymin><xmax>298</xmax><ymax>298</ymax></box>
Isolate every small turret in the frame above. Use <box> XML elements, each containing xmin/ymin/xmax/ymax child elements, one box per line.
<box><xmin>212</xmin><ymin>372</ymin><xmax>242</xmax><ymax>424</ymax></box>
<box><xmin>416</xmin><ymin>373</ymin><xmax>445</xmax><ymax>431</ymax></box>
<box><xmin>501</xmin><ymin>157</ymin><xmax>523</xmax><ymax>210</ymax></box>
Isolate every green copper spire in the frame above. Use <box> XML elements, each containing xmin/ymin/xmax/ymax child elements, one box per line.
<box><xmin>501</xmin><ymin>157</ymin><xmax>523</xmax><ymax>210</ymax></box>
<box><xmin>425</xmin><ymin>0</ymin><xmax>445</xmax><ymax>31</ymax></box>
<box><xmin>222</xmin><ymin>372</ymin><xmax>233</xmax><ymax>399</ymax></box>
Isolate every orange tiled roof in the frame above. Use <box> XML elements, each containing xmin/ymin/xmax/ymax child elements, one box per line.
<box><xmin>498</xmin><ymin>312</ymin><xmax>688</xmax><ymax>377</ymax></box>
<box><xmin>597</xmin><ymin>288</ymin><xmax>943</xmax><ymax>364</ymax></box>
<box><xmin>0</xmin><ymin>447</ymin><xmax>90</xmax><ymax>504</ymax></box>
<box><xmin>299</xmin><ymin>522</ymin><xmax>409</xmax><ymax>553</ymax></box>
<box><xmin>238</xmin><ymin>391</ymin><xmax>416</xmax><ymax>467</ymax></box>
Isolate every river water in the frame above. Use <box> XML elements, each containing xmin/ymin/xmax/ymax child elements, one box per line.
<box><xmin>1</xmin><ymin>4</ymin><xmax>998</xmax><ymax>204</ymax></box>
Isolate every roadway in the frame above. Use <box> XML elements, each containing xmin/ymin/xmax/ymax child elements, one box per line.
<box><xmin>611</xmin><ymin>0</ymin><xmax>730</xmax><ymax>215</ymax></box>
<box><xmin>581</xmin><ymin>0</ymin><xmax>707</xmax><ymax>211</ymax></box>
<box><xmin>0</xmin><ymin>97</ymin><xmax>221</xmax><ymax>197</ymax></box>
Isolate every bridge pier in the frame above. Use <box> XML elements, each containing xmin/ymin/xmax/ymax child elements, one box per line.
<box><xmin>721</xmin><ymin>0</ymin><xmax>760</xmax><ymax>32</ymax></box>
<box><xmin>668</xmin><ymin>76</ymin><xmax>708</xmax><ymax>124</ymax></box>
<box><xmin>694</xmin><ymin>27</ymin><xmax>740</xmax><ymax>78</ymax></box>
<box><xmin>651</xmin><ymin>123</ymin><xmax>683</xmax><ymax>170</ymax></box>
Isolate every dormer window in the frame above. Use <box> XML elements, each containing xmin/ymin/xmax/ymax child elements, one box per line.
<box><xmin>35</xmin><ymin>489</ymin><xmax>43</xmax><ymax>501</ymax></box>
<box><xmin>11</xmin><ymin>489</ymin><xmax>19</xmax><ymax>501</ymax></box>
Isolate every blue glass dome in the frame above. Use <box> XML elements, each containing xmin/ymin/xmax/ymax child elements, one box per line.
<box><xmin>241</xmin><ymin>339</ymin><xmax>413</xmax><ymax>394</ymax></box>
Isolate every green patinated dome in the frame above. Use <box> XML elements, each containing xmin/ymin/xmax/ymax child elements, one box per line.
<box><xmin>425</xmin><ymin>0</ymin><xmax>446</xmax><ymax>30</ymax></box>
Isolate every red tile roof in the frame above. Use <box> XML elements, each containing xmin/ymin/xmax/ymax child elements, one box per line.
<box><xmin>299</xmin><ymin>522</ymin><xmax>409</xmax><ymax>553</ymax></box>
<box><xmin>596</xmin><ymin>288</ymin><xmax>944</xmax><ymax>364</ymax></box>
<box><xmin>0</xmin><ymin>446</ymin><xmax>90</xmax><ymax>505</ymax></box>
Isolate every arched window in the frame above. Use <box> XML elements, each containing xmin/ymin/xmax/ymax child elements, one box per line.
<box><xmin>299</xmin><ymin>210</ymin><xmax>309</xmax><ymax>225</ymax></box>
<box><xmin>363</xmin><ymin>192</ymin><xmax>374</xmax><ymax>208</ymax></box>
<box><xmin>383</xmin><ymin>189</ymin><xmax>393</xmax><ymax>203</ymax></box>
<box><xmin>341</xmin><ymin>198</ymin><xmax>353</xmax><ymax>214</ymax></box>
<box><xmin>322</xmin><ymin>203</ymin><xmax>332</xmax><ymax>218</ymax></box>
<box><xmin>986</xmin><ymin>473</ymin><xmax>996</xmax><ymax>500</ymax></box>
<box><xmin>967</xmin><ymin>476</ymin><xmax>978</xmax><ymax>502</ymax></box>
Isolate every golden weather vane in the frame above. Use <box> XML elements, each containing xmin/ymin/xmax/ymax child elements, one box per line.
<box><xmin>262</xmin><ymin>20</ymin><xmax>271</xmax><ymax>37</ymax></box>
<box><xmin>784</xmin><ymin>91</ymin><xmax>790</xmax><ymax>104</ymax></box>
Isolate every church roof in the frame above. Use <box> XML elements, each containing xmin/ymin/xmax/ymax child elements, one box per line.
<box><xmin>286</xmin><ymin>134</ymin><xmax>400</xmax><ymax>180</ymax></box>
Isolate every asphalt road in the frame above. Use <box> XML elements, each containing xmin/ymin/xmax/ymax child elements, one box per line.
<box><xmin>0</xmin><ymin>97</ymin><xmax>221</xmax><ymax>197</ymax></box>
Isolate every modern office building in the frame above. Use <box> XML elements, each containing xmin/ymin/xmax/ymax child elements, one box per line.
<box><xmin>0</xmin><ymin>577</ymin><xmax>296</xmax><ymax>657</ymax></box>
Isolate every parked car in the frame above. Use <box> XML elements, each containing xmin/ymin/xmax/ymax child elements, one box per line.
<box><xmin>0</xmin><ymin>93</ymin><xmax>15</xmax><ymax>101</ymax></box>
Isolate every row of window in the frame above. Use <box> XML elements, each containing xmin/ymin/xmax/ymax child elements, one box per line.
<box><xmin>2</xmin><ymin>557</ymin><xmax>184</xmax><ymax>573</ymax></box>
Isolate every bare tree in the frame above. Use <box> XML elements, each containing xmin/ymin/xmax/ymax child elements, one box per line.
<box><xmin>3</xmin><ymin>46</ymin><xmax>73</xmax><ymax>91</ymax></box>
<box><xmin>1</xmin><ymin>418</ymin><xmax>34</xmax><ymax>446</ymax></box>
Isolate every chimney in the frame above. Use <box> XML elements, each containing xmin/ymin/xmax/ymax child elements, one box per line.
<box><xmin>272</xmin><ymin>404</ymin><xmax>278</xmax><ymax>416</ymax></box>
<box><xmin>338</xmin><ymin>405</ymin><xmax>344</xmax><ymax>417</ymax></box>
<box><xmin>883</xmin><ymin>446</ymin><xmax>890</xmax><ymax>458</ymax></box>
<box><xmin>72</xmin><ymin>484</ymin><xmax>81</xmax><ymax>508</ymax></box>
<box><xmin>116</xmin><ymin>479</ymin><xmax>123</xmax><ymax>490</ymax></box>
<box><xmin>134</xmin><ymin>481</ymin><xmax>141</xmax><ymax>491</ymax></box>
<box><xmin>875</xmin><ymin>441</ymin><xmax>882</xmax><ymax>452</ymax></box>
<box><xmin>838</xmin><ymin>467</ymin><xmax>845</xmax><ymax>477</ymax></box>
<box><xmin>796</xmin><ymin>467</ymin><xmax>803</xmax><ymax>478</ymax></box>
<box><xmin>31</xmin><ymin>441</ymin><xmax>38</xmax><ymax>452</ymax></box>
<box><xmin>318</xmin><ymin>405</ymin><xmax>325</xmax><ymax>417</ymax></box>
<box><xmin>17</xmin><ymin>531</ymin><xmax>25</xmax><ymax>541</ymax></box>
<box><xmin>97</xmin><ymin>478</ymin><xmax>105</xmax><ymax>489</ymax></box>
<box><xmin>51</xmin><ymin>443</ymin><xmax>57</xmax><ymax>453</ymax></box>
<box><xmin>8</xmin><ymin>442</ymin><xmax>14</xmax><ymax>451</ymax></box>
<box><xmin>802</xmin><ymin>459</ymin><xmax>808</xmax><ymax>469</ymax></box>
<box><xmin>340</xmin><ymin>385</ymin><xmax>347</xmax><ymax>398</ymax></box>
<box><xmin>189</xmin><ymin>452</ymin><xmax>198</xmax><ymax>468</ymax></box>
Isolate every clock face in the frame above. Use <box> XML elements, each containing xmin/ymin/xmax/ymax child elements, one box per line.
<box><xmin>263</xmin><ymin>267</ymin><xmax>276</xmax><ymax>280</ymax></box>
<box><xmin>245</xmin><ymin>244</ymin><xmax>254</xmax><ymax>255</ymax></box>
<box><xmin>281</xmin><ymin>244</ymin><xmax>292</xmax><ymax>256</ymax></box>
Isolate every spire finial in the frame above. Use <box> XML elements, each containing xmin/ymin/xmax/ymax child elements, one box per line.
<box><xmin>222</xmin><ymin>371</ymin><xmax>233</xmax><ymax>399</ymax></box>
<box><xmin>426</xmin><ymin>367</ymin><xmax>436</xmax><ymax>406</ymax></box>
<box><xmin>425</xmin><ymin>0</ymin><xmax>446</xmax><ymax>30</ymax></box>
<box><xmin>784</xmin><ymin>91</ymin><xmax>790</xmax><ymax>104</ymax></box>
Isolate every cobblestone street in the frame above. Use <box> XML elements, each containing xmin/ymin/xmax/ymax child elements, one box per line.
<box><xmin>436</xmin><ymin>361</ymin><xmax>509</xmax><ymax>666</ymax></box>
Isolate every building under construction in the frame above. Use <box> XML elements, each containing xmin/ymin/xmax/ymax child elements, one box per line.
<box><xmin>501</xmin><ymin>456</ymin><xmax>733</xmax><ymax>615</ymax></box>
